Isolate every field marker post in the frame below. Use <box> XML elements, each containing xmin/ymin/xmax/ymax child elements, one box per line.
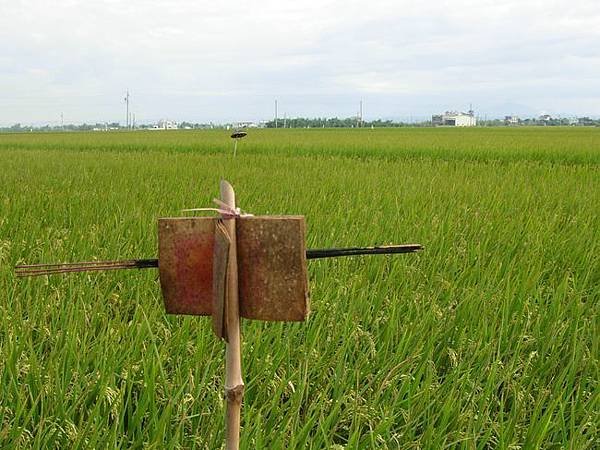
<box><xmin>15</xmin><ymin>180</ymin><xmax>423</xmax><ymax>449</ymax></box>
<box><xmin>230</xmin><ymin>130</ymin><xmax>247</xmax><ymax>157</ymax></box>
<box><xmin>220</xmin><ymin>180</ymin><xmax>244</xmax><ymax>450</ymax></box>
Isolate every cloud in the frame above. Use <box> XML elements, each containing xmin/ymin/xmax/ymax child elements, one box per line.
<box><xmin>1</xmin><ymin>0</ymin><xmax>599</xmax><ymax>124</ymax></box>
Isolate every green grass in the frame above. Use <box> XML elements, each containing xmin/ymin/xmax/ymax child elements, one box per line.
<box><xmin>1</xmin><ymin>128</ymin><xmax>598</xmax><ymax>448</ymax></box>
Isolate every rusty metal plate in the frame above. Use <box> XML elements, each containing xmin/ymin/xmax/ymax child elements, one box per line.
<box><xmin>157</xmin><ymin>216</ymin><xmax>309</xmax><ymax>322</ymax></box>
<box><xmin>158</xmin><ymin>218</ymin><xmax>215</xmax><ymax>315</ymax></box>
<box><xmin>237</xmin><ymin>216</ymin><xmax>309</xmax><ymax>322</ymax></box>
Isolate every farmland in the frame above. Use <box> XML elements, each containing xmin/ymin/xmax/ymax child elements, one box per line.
<box><xmin>1</xmin><ymin>127</ymin><xmax>598</xmax><ymax>448</ymax></box>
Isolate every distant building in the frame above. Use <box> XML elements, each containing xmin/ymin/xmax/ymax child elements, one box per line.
<box><xmin>539</xmin><ymin>114</ymin><xmax>552</xmax><ymax>123</ymax></box>
<box><xmin>578</xmin><ymin>117</ymin><xmax>594</xmax><ymax>126</ymax></box>
<box><xmin>151</xmin><ymin>119</ymin><xmax>178</xmax><ymax>130</ymax></box>
<box><xmin>504</xmin><ymin>115</ymin><xmax>519</xmax><ymax>125</ymax></box>
<box><xmin>236</xmin><ymin>121</ymin><xmax>259</xmax><ymax>128</ymax></box>
<box><xmin>235</xmin><ymin>121</ymin><xmax>267</xmax><ymax>129</ymax></box>
<box><xmin>432</xmin><ymin>110</ymin><xmax>476</xmax><ymax>127</ymax></box>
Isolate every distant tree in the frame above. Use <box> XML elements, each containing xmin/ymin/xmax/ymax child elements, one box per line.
<box><xmin>266</xmin><ymin>116</ymin><xmax>418</xmax><ymax>128</ymax></box>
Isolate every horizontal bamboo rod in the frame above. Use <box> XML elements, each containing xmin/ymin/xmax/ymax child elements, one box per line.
<box><xmin>15</xmin><ymin>244</ymin><xmax>422</xmax><ymax>277</ymax></box>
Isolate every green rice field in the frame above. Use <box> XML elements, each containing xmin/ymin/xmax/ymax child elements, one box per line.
<box><xmin>1</xmin><ymin>127</ymin><xmax>598</xmax><ymax>448</ymax></box>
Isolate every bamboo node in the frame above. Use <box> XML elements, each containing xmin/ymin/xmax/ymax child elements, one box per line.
<box><xmin>225</xmin><ymin>384</ymin><xmax>245</xmax><ymax>403</ymax></box>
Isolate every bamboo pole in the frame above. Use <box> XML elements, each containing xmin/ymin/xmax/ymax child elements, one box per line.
<box><xmin>15</xmin><ymin>246</ymin><xmax>423</xmax><ymax>277</ymax></box>
<box><xmin>220</xmin><ymin>180</ymin><xmax>244</xmax><ymax>450</ymax></box>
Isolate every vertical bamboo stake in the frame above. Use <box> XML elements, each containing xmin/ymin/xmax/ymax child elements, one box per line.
<box><xmin>220</xmin><ymin>180</ymin><xmax>244</xmax><ymax>450</ymax></box>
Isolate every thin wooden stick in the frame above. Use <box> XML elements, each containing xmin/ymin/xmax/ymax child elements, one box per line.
<box><xmin>220</xmin><ymin>180</ymin><xmax>244</xmax><ymax>450</ymax></box>
<box><xmin>14</xmin><ymin>259</ymin><xmax>158</xmax><ymax>277</ymax></box>
<box><xmin>14</xmin><ymin>245</ymin><xmax>423</xmax><ymax>277</ymax></box>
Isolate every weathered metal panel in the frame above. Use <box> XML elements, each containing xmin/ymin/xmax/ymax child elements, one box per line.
<box><xmin>158</xmin><ymin>218</ymin><xmax>215</xmax><ymax>316</ymax></box>
<box><xmin>158</xmin><ymin>216</ymin><xmax>309</xmax><ymax>322</ymax></box>
<box><xmin>237</xmin><ymin>216</ymin><xmax>309</xmax><ymax>322</ymax></box>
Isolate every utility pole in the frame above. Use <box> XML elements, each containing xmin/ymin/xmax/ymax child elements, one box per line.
<box><xmin>61</xmin><ymin>112</ymin><xmax>64</xmax><ymax>131</ymax></box>
<box><xmin>124</xmin><ymin>90</ymin><xmax>130</xmax><ymax>129</ymax></box>
<box><xmin>274</xmin><ymin>100</ymin><xmax>278</xmax><ymax>128</ymax></box>
<box><xmin>283</xmin><ymin>112</ymin><xmax>286</xmax><ymax>129</ymax></box>
<box><xmin>359</xmin><ymin>100</ymin><xmax>363</xmax><ymax>128</ymax></box>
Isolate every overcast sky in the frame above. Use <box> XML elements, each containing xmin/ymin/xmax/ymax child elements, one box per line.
<box><xmin>1</xmin><ymin>0</ymin><xmax>599</xmax><ymax>125</ymax></box>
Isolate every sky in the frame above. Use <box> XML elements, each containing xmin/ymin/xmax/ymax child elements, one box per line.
<box><xmin>1</xmin><ymin>0</ymin><xmax>599</xmax><ymax>125</ymax></box>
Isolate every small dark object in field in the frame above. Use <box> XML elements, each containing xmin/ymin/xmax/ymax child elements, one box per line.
<box><xmin>230</xmin><ymin>130</ymin><xmax>247</xmax><ymax>156</ymax></box>
<box><xmin>231</xmin><ymin>131</ymin><xmax>247</xmax><ymax>139</ymax></box>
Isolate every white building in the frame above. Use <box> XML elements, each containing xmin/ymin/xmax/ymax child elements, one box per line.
<box><xmin>235</xmin><ymin>121</ymin><xmax>267</xmax><ymax>129</ymax></box>
<box><xmin>151</xmin><ymin>119</ymin><xmax>178</xmax><ymax>130</ymax></box>
<box><xmin>432</xmin><ymin>110</ymin><xmax>477</xmax><ymax>127</ymax></box>
<box><xmin>236</xmin><ymin>121</ymin><xmax>259</xmax><ymax>128</ymax></box>
<box><xmin>504</xmin><ymin>115</ymin><xmax>519</xmax><ymax>125</ymax></box>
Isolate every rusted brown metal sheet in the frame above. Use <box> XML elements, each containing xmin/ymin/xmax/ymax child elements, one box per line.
<box><xmin>158</xmin><ymin>218</ymin><xmax>215</xmax><ymax>315</ymax></box>
<box><xmin>237</xmin><ymin>216</ymin><xmax>309</xmax><ymax>321</ymax></box>
<box><xmin>158</xmin><ymin>216</ymin><xmax>309</xmax><ymax>322</ymax></box>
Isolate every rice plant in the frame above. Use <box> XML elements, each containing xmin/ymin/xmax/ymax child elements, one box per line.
<box><xmin>1</xmin><ymin>128</ymin><xmax>598</xmax><ymax>448</ymax></box>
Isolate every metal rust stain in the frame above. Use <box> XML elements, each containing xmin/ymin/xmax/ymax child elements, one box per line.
<box><xmin>158</xmin><ymin>218</ymin><xmax>215</xmax><ymax>316</ymax></box>
<box><xmin>237</xmin><ymin>216</ymin><xmax>309</xmax><ymax>322</ymax></box>
<box><xmin>158</xmin><ymin>216</ymin><xmax>309</xmax><ymax>322</ymax></box>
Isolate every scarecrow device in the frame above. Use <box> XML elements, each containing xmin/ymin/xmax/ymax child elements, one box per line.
<box><xmin>16</xmin><ymin>180</ymin><xmax>422</xmax><ymax>449</ymax></box>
